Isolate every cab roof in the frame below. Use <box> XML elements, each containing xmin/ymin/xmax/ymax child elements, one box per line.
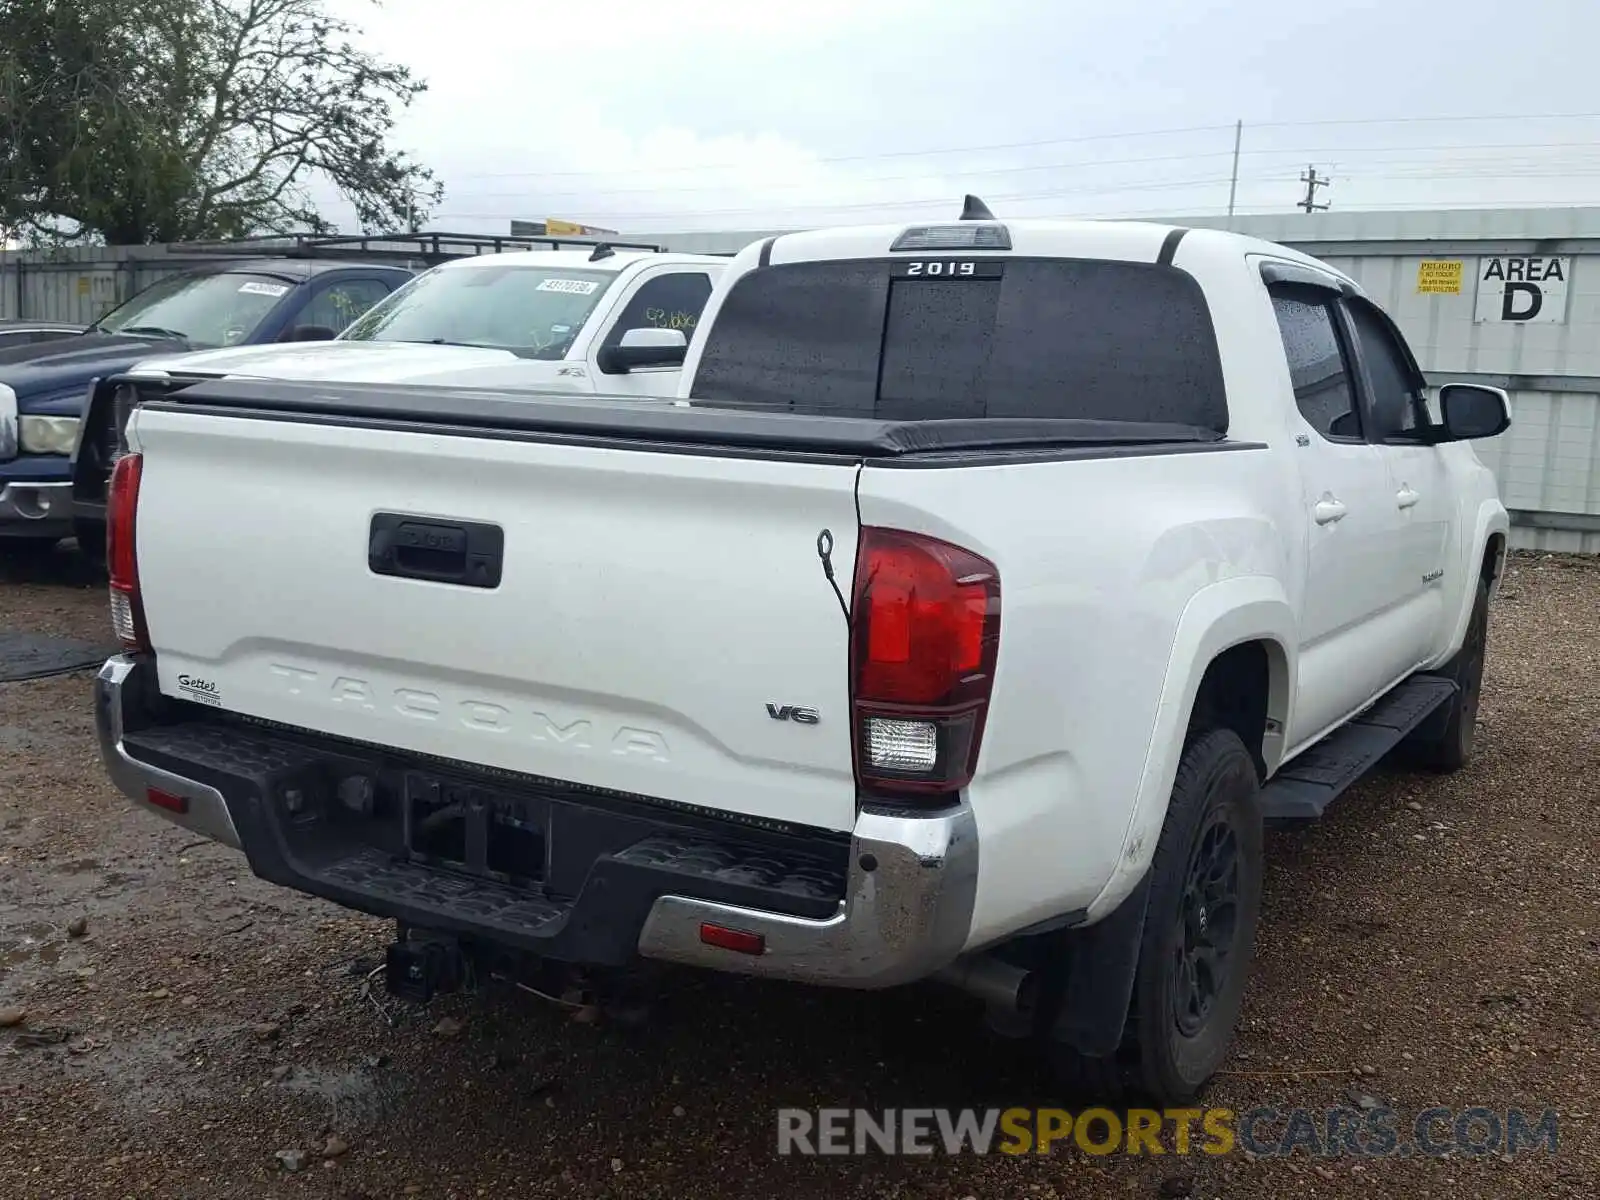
<box><xmin>433</xmin><ymin>248</ymin><xmax>727</xmax><ymax>274</ymax></box>
<box><xmin>178</xmin><ymin>257</ymin><xmax>414</xmax><ymax>283</ymax></box>
<box><xmin>741</xmin><ymin>216</ymin><xmax>1361</xmax><ymax>294</ymax></box>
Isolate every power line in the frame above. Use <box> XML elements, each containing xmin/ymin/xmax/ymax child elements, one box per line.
<box><xmin>1253</xmin><ymin>158</ymin><xmax>1600</xmax><ymax>183</ymax></box>
<box><xmin>454</xmin><ymin>149</ymin><xmax>1243</xmax><ymax>200</ymax></box>
<box><xmin>438</xmin><ymin>163</ymin><xmax>1600</xmax><ymax>224</ymax></box>
<box><xmin>441</xmin><ymin>111</ymin><xmax>1600</xmax><ymax>183</ymax></box>
<box><xmin>439</xmin><ymin>164</ymin><xmax>1600</xmax><ymax>223</ymax></box>
<box><xmin>1232</xmin><ymin>198</ymin><xmax>1597</xmax><ymax>212</ymax></box>
<box><xmin>482</xmin><ymin>197</ymin><xmax>1600</xmax><ymax>235</ymax></box>
<box><xmin>430</xmin><ymin>129</ymin><xmax>1600</xmax><ymax>228</ymax></box>
<box><xmin>450</xmin><ymin>139</ymin><xmax>1600</xmax><ymax>204</ymax></box>
<box><xmin>444</xmin><ymin>122</ymin><xmax>1238</xmax><ymax>182</ymax></box>
<box><xmin>432</xmin><ymin>176</ymin><xmax>1238</xmax><ymax>223</ymax></box>
<box><xmin>1253</xmin><ymin>110</ymin><xmax>1600</xmax><ymax>129</ymax></box>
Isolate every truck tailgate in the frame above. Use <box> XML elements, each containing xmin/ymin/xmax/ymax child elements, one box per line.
<box><xmin>129</xmin><ymin>408</ymin><xmax>862</xmax><ymax>832</ymax></box>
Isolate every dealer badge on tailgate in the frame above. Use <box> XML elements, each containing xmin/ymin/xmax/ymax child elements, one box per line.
<box><xmin>177</xmin><ymin>674</ymin><xmax>222</xmax><ymax>706</ymax></box>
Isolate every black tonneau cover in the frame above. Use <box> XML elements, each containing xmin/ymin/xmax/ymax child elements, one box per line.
<box><xmin>132</xmin><ymin>376</ymin><xmax>1229</xmax><ymax>459</ymax></box>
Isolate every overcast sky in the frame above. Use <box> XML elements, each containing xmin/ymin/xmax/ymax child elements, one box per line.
<box><xmin>321</xmin><ymin>0</ymin><xmax>1598</xmax><ymax>235</ymax></box>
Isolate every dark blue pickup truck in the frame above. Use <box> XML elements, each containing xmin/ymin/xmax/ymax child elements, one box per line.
<box><xmin>0</xmin><ymin>256</ymin><xmax>412</xmax><ymax>556</ymax></box>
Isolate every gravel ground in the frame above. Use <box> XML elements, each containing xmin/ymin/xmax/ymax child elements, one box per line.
<box><xmin>0</xmin><ymin>546</ymin><xmax>1596</xmax><ymax>1199</ymax></box>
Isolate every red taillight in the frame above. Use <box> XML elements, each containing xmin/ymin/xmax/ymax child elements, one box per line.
<box><xmin>850</xmin><ymin>528</ymin><xmax>1000</xmax><ymax>797</ymax></box>
<box><xmin>107</xmin><ymin>453</ymin><xmax>150</xmax><ymax>653</ymax></box>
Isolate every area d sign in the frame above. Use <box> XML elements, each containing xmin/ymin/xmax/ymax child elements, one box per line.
<box><xmin>1475</xmin><ymin>255</ymin><xmax>1571</xmax><ymax>323</ymax></box>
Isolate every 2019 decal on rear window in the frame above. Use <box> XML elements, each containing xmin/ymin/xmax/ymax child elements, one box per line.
<box><xmin>894</xmin><ymin>260</ymin><xmax>1004</xmax><ymax>279</ymax></box>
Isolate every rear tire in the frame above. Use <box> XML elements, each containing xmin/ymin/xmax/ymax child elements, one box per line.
<box><xmin>1406</xmin><ymin>578</ymin><xmax>1490</xmax><ymax>772</ymax></box>
<box><xmin>1048</xmin><ymin>728</ymin><xmax>1263</xmax><ymax>1104</ymax></box>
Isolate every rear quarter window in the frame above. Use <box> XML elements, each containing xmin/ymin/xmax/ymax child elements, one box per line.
<box><xmin>690</xmin><ymin>257</ymin><xmax>1228</xmax><ymax>432</ymax></box>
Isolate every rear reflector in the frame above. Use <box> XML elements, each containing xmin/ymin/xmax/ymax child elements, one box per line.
<box><xmin>699</xmin><ymin>923</ymin><xmax>766</xmax><ymax>956</ymax></box>
<box><xmin>146</xmin><ymin>787</ymin><xmax>188</xmax><ymax>814</ymax></box>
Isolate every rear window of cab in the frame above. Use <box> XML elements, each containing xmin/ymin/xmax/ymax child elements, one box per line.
<box><xmin>689</xmin><ymin>257</ymin><xmax>1228</xmax><ymax>433</ymax></box>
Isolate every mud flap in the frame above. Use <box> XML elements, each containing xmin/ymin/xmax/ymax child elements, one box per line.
<box><xmin>1048</xmin><ymin>870</ymin><xmax>1151</xmax><ymax>1057</ymax></box>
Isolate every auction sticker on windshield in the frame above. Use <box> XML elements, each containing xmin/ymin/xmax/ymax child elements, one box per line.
<box><xmin>536</xmin><ymin>278</ymin><xmax>601</xmax><ymax>295</ymax></box>
<box><xmin>238</xmin><ymin>281</ymin><xmax>290</xmax><ymax>297</ymax></box>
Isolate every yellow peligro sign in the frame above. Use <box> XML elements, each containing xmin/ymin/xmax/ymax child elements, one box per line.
<box><xmin>1417</xmin><ymin>260</ymin><xmax>1464</xmax><ymax>294</ymax></box>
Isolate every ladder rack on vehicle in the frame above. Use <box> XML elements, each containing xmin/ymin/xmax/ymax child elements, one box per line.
<box><xmin>176</xmin><ymin>231</ymin><xmax>666</xmax><ymax>266</ymax></box>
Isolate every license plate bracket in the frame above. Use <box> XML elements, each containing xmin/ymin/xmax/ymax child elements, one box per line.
<box><xmin>402</xmin><ymin>772</ymin><xmax>548</xmax><ymax>884</ymax></box>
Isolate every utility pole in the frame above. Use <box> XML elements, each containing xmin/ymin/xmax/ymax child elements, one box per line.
<box><xmin>1225</xmin><ymin>120</ymin><xmax>1243</xmax><ymax>227</ymax></box>
<box><xmin>1299</xmin><ymin>165</ymin><xmax>1330</xmax><ymax>213</ymax></box>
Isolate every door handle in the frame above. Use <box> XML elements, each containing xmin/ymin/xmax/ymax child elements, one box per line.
<box><xmin>369</xmin><ymin>513</ymin><xmax>505</xmax><ymax>589</ymax></box>
<box><xmin>1396</xmin><ymin>485</ymin><xmax>1420</xmax><ymax>510</ymax></box>
<box><xmin>1313</xmin><ymin>497</ymin><xmax>1347</xmax><ymax>526</ymax></box>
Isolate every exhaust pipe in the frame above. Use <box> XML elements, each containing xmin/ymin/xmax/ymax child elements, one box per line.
<box><xmin>935</xmin><ymin>954</ymin><xmax>1037</xmax><ymax>1022</ymax></box>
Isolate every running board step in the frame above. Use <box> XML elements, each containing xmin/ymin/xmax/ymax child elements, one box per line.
<box><xmin>1261</xmin><ymin>674</ymin><xmax>1458</xmax><ymax>825</ymax></box>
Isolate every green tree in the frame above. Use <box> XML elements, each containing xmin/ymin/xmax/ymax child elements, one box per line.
<box><xmin>0</xmin><ymin>0</ymin><xmax>441</xmax><ymax>243</ymax></box>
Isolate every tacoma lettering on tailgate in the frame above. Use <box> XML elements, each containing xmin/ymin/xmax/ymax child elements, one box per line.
<box><xmin>267</xmin><ymin>664</ymin><xmax>670</xmax><ymax>761</ymax></box>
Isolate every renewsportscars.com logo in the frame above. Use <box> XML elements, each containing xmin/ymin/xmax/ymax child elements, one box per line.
<box><xmin>776</xmin><ymin>1106</ymin><xmax>1561</xmax><ymax>1159</ymax></box>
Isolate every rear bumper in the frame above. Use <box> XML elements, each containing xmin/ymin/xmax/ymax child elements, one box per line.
<box><xmin>94</xmin><ymin>657</ymin><xmax>241</xmax><ymax>847</ymax></box>
<box><xmin>636</xmin><ymin>806</ymin><xmax>976</xmax><ymax>987</ymax></box>
<box><xmin>0</xmin><ymin>480</ymin><xmax>73</xmax><ymax>539</ymax></box>
<box><xmin>93</xmin><ymin>656</ymin><xmax>977</xmax><ymax>988</ymax></box>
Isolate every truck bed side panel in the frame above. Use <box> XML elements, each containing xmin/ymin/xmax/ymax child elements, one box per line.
<box><xmin>857</xmin><ymin>446</ymin><xmax>1296</xmax><ymax>946</ymax></box>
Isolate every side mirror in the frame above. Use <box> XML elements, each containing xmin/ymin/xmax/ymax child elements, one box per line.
<box><xmin>1435</xmin><ymin>383</ymin><xmax>1512</xmax><ymax>442</ymax></box>
<box><xmin>281</xmin><ymin>324</ymin><xmax>338</xmax><ymax>343</ymax></box>
<box><xmin>596</xmin><ymin>327</ymin><xmax>687</xmax><ymax>375</ymax></box>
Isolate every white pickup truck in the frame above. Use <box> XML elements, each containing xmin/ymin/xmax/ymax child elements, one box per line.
<box><xmin>118</xmin><ymin>246</ymin><xmax>726</xmax><ymax>394</ymax></box>
<box><xmin>92</xmin><ymin>206</ymin><xmax>1511</xmax><ymax>1103</ymax></box>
